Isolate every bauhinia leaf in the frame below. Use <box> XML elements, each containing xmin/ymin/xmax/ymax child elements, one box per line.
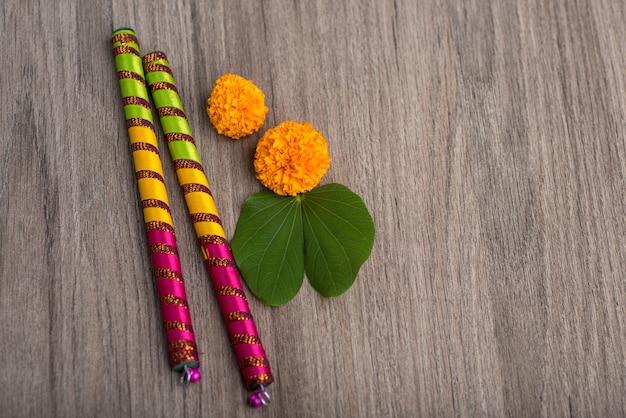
<box><xmin>232</xmin><ymin>183</ymin><xmax>375</xmax><ymax>304</ymax></box>
<box><xmin>231</xmin><ymin>191</ymin><xmax>304</xmax><ymax>306</ymax></box>
<box><xmin>301</xmin><ymin>184</ymin><xmax>375</xmax><ymax>297</ymax></box>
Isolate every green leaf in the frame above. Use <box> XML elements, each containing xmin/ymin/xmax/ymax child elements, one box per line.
<box><xmin>301</xmin><ymin>184</ymin><xmax>375</xmax><ymax>297</ymax></box>
<box><xmin>231</xmin><ymin>191</ymin><xmax>304</xmax><ymax>306</ymax></box>
<box><xmin>232</xmin><ymin>183</ymin><xmax>375</xmax><ymax>304</ymax></box>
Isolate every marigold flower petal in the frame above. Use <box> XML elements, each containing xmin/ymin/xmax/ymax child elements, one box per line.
<box><xmin>254</xmin><ymin>121</ymin><xmax>331</xmax><ymax>196</ymax></box>
<box><xmin>206</xmin><ymin>74</ymin><xmax>268</xmax><ymax>139</ymax></box>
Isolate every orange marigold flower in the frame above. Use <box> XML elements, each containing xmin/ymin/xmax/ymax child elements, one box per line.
<box><xmin>206</xmin><ymin>74</ymin><xmax>268</xmax><ymax>139</ymax></box>
<box><xmin>254</xmin><ymin>121</ymin><xmax>331</xmax><ymax>196</ymax></box>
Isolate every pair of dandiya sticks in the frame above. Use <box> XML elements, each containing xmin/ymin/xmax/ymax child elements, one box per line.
<box><xmin>111</xmin><ymin>28</ymin><xmax>273</xmax><ymax>408</ymax></box>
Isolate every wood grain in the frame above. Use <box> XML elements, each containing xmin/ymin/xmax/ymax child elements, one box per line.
<box><xmin>1</xmin><ymin>0</ymin><xmax>625</xmax><ymax>416</ymax></box>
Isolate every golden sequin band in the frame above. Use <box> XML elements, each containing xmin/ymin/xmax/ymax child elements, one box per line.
<box><xmin>143</xmin><ymin>62</ymin><xmax>173</xmax><ymax>76</ymax></box>
<box><xmin>118</xmin><ymin>70</ymin><xmax>145</xmax><ymax>84</ymax></box>
<box><xmin>141</xmin><ymin>199</ymin><xmax>171</xmax><ymax>213</ymax></box>
<box><xmin>160</xmin><ymin>295</ymin><xmax>189</xmax><ymax>309</ymax></box>
<box><xmin>165</xmin><ymin>132</ymin><xmax>195</xmax><ymax>144</ymax></box>
<box><xmin>126</xmin><ymin>118</ymin><xmax>155</xmax><ymax>131</ymax></box>
<box><xmin>131</xmin><ymin>141</ymin><xmax>160</xmax><ymax>154</ymax></box>
<box><xmin>245</xmin><ymin>373</ymin><xmax>273</xmax><ymax>388</ymax></box>
<box><xmin>136</xmin><ymin>169</ymin><xmax>165</xmax><ymax>182</ymax></box>
<box><xmin>231</xmin><ymin>334</ymin><xmax>261</xmax><ymax>346</ymax></box>
<box><xmin>143</xmin><ymin>51</ymin><xmax>168</xmax><ymax>63</ymax></box>
<box><xmin>145</xmin><ymin>221</ymin><xmax>175</xmax><ymax>234</ymax></box>
<box><xmin>168</xmin><ymin>339</ymin><xmax>198</xmax><ymax>353</ymax></box>
<box><xmin>113</xmin><ymin>45</ymin><xmax>140</xmax><ymax>57</ymax></box>
<box><xmin>173</xmin><ymin>159</ymin><xmax>204</xmax><ymax>171</ymax></box>
<box><xmin>164</xmin><ymin>321</ymin><xmax>194</xmax><ymax>333</ymax></box>
<box><xmin>198</xmin><ymin>235</ymin><xmax>230</xmax><ymax>247</ymax></box>
<box><xmin>182</xmin><ymin>183</ymin><xmax>212</xmax><ymax>196</ymax></box>
<box><xmin>122</xmin><ymin>96</ymin><xmax>151</xmax><ymax>109</ymax></box>
<box><xmin>208</xmin><ymin>257</ymin><xmax>238</xmax><ymax>269</ymax></box>
<box><xmin>216</xmin><ymin>286</ymin><xmax>248</xmax><ymax>299</ymax></box>
<box><xmin>226</xmin><ymin>311</ymin><xmax>254</xmax><ymax>323</ymax></box>
<box><xmin>239</xmin><ymin>356</ymin><xmax>270</xmax><ymax>368</ymax></box>
<box><xmin>157</xmin><ymin>106</ymin><xmax>187</xmax><ymax>119</ymax></box>
<box><xmin>111</xmin><ymin>32</ymin><xmax>138</xmax><ymax>44</ymax></box>
<box><xmin>170</xmin><ymin>350</ymin><xmax>200</xmax><ymax>364</ymax></box>
<box><xmin>150</xmin><ymin>243</ymin><xmax>179</xmax><ymax>256</ymax></box>
<box><xmin>149</xmin><ymin>81</ymin><xmax>178</xmax><ymax>94</ymax></box>
<box><xmin>190</xmin><ymin>212</ymin><xmax>222</xmax><ymax>225</ymax></box>
<box><xmin>153</xmin><ymin>268</ymin><xmax>184</xmax><ymax>283</ymax></box>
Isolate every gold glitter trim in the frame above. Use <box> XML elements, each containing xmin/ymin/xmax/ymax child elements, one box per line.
<box><xmin>143</xmin><ymin>51</ymin><xmax>168</xmax><ymax>64</ymax></box>
<box><xmin>153</xmin><ymin>268</ymin><xmax>184</xmax><ymax>283</ymax></box>
<box><xmin>142</xmin><ymin>199</ymin><xmax>171</xmax><ymax>213</ymax></box>
<box><xmin>150</xmin><ymin>243</ymin><xmax>178</xmax><ymax>256</ymax></box>
<box><xmin>165</xmin><ymin>132</ymin><xmax>195</xmax><ymax>144</ymax></box>
<box><xmin>145</xmin><ymin>221</ymin><xmax>175</xmax><ymax>234</ymax></box>
<box><xmin>231</xmin><ymin>334</ymin><xmax>260</xmax><ymax>345</ymax></box>
<box><xmin>198</xmin><ymin>235</ymin><xmax>229</xmax><ymax>246</ymax></box>
<box><xmin>226</xmin><ymin>311</ymin><xmax>253</xmax><ymax>323</ymax></box>
<box><xmin>143</xmin><ymin>62</ymin><xmax>173</xmax><ymax>76</ymax></box>
<box><xmin>136</xmin><ymin>169</ymin><xmax>164</xmax><ymax>183</ymax></box>
<box><xmin>123</xmin><ymin>96</ymin><xmax>151</xmax><ymax>109</ymax></box>
<box><xmin>191</xmin><ymin>212</ymin><xmax>222</xmax><ymax>225</ymax></box>
<box><xmin>113</xmin><ymin>45</ymin><xmax>139</xmax><ymax>57</ymax></box>
<box><xmin>216</xmin><ymin>286</ymin><xmax>247</xmax><ymax>299</ymax></box>
<box><xmin>127</xmin><ymin>118</ymin><xmax>155</xmax><ymax>131</ymax></box>
<box><xmin>170</xmin><ymin>350</ymin><xmax>198</xmax><ymax>364</ymax></box>
<box><xmin>117</xmin><ymin>70</ymin><xmax>145</xmax><ymax>83</ymax></box>
<box><xmin>160</xmin><ymin>295</ymin><xmax>188</xmax><ymax>309</ymax></box>
<box><xmin>168</xmin><ymin>339</ymin><xmax>197</xmax><ymax>353</ymax></box>
<box><xmin>157</xmin><ymin>106</ymin><xmax>187</xmax><ymax>119</ymax></box>
<box><xmin>131</xmin><ymin>141</ymin><xmax>159</xmax><ymax>154</ymax></box>
<box><xmin>245</xmin><ymin>373</ymin><xmax>274</xmax><ymax>388</ymax></box>
<box><xmin>164</xmin><ymin>321</ymin><xmax>193</xmax><ymax>333</ymax></box>
<box><xmin>239</xmin><ymin>356</ymin><xmax>270</xmax><ymax>368</ymax></box>
<box><xmin>207</xmin><ymin>257</ymin><xmax>237</xmax><ymax>269</ymax></box>
<box><xmin>111</xmin><ymin>32</ymin><xmax>138</xmax><ymax>45</ymax></box>
<box><xmin>149</xmin><ymin>81</ymin><xmax>178</xmax><ymax>94</ymax></box>
<box><xmin>173</xmin><ymin>159</ymin><xmax>204</xmax><ymax>171</ymax></box>
<box><xmin>182</xmin><ymin>183</ymin><xmax>212</xmax><ymax>196</ymax></box>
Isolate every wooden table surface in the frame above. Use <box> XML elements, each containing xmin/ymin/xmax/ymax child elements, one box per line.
<box><xmin>1</xmin><ymin>0</ymin><xmax>625</xmax><ymax>417</ymax></box>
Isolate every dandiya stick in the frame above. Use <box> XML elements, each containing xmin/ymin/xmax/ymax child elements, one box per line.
<box><xmin>143</xmin><ymin>51</ymin><xmax>273</xmax><ymax>407</ymax></box>
<box><xmin>111</xmin><ymin>28</ymin><xmax>201</xmax><ymax>384</ymax></box>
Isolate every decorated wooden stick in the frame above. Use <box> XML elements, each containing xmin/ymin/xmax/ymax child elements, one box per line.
<box><xmin>143</xmin><ymin>51</ymin><xmax>273</xmax><ymax>407</ymax></box>
<box><xmin>111</xmin><ymin>29</ymin><xmax>201</xmax><ymax>384</ymax></box>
